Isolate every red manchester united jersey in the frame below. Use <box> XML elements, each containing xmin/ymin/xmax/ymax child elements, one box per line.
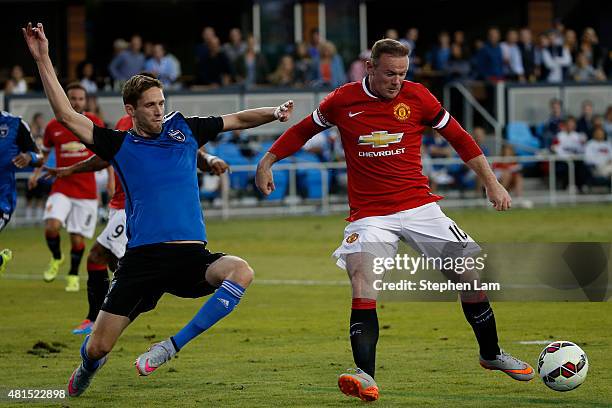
<box><xmin>43</xmin><ymin>112</ymin><xmax>104</xmax><ymax>199</ymax></box>
<box><xmin>313</xmin><ymin>78</ymin><xmax>452</xmax><ymax>221</ymax></box>
<box><xmin>108</xmin><ymin>115</ymin><xmax>132</xmax><ymax>209</ymax></box>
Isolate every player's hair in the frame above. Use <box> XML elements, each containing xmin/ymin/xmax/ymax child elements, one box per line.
<box><xmin>122</xmin><ymin>74</ymin><xmax>163</xmax><ymax>106</ymax></box>
<box><xmin>370</xmin><ymin>39</ymin><xmax>409</xmax><ymax>66</ymax></box>
<box><xmin>65</xmin><ymin>82</ymin><xmax>87</xmax><ymax>95</ymax></box>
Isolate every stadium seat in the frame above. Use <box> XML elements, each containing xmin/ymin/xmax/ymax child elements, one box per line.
<box><xmin>295</xmin><ymin>151</ymin><xmax>325</xmax><ymax>199</ymax></box>
<box><xmin>506</xmin><ymin>122</ymin><xmax>541</xmax><ymax>156</ymax></box>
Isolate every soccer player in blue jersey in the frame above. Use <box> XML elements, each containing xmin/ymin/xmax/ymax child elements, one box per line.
<box><xmin>24</xmin><ymin>22</ymin><xmax>293</xmax><ymax>397</ymax></box>
<box><xmin>0</xmin><ymin>110</ymin><xmax>43</xmax><ymax>275</ymax></box>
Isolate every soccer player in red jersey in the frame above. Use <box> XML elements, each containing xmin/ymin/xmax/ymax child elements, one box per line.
<box><xmin>46</xmin><ymin>113</ymin><xmax>230</xmax><ymax>335</ymax></box>
<box><xmin>29</xmin><ymin>83</ymin><xmax>108</xmax><ymax>291</ymax></box>
<box><xmin>256</xmin><ymin>39</ymin><xmax>534</xmax><ymax>401</ymax></box>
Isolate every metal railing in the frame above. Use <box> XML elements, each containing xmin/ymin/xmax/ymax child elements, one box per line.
<box><xmin>8</xmin><ymin>154</ymin><xmax>611</xmax><ymax>226</ymax></box>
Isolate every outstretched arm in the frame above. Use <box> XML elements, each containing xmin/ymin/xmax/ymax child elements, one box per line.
<box><xmin>22</xmin><ymin>22</ymin><xmax>94</xmax><ymax>144</ymax></box>
<box><xmin>44</xmin><ymin>155</ymin><xmax>110</xmax><ymax>178</ymax></box>
<box><xmin>222</xmin><ymin>100</ymin><xmax>293</xmax><ymax>131</ymax></box>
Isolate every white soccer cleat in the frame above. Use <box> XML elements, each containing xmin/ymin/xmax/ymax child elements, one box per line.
<box><xmin>135</xmin><ymin>339</ymin><xmax>177</xmax><ymax>376</ymax></box>
<box><xmin>480</xmin><ymin>349</ymin><xmax>535</xmax><ymax>381</ymax></box>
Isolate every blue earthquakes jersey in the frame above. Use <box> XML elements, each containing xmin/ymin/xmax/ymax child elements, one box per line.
<box><xmin>0</xmin><ymin>111</ymin><xmax>39</xmax><ymax>215</ymax></box>
<box><xmin>89</xmin><ymin>111</ymin><xmax>223</xmax><ymax>248</ymax></box>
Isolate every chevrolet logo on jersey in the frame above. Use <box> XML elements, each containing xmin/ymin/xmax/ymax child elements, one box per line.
<box><xmin>358</xmin><ymin>131</ymin><xmax>404</xmax><ymax>148</ymax></box>
<box><xmin>61</xmin><ymin>141</ymin><xmax>86</xmax><ymax>152</ymax></box>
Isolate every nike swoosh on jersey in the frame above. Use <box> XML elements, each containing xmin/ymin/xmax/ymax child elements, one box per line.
<box><xmin>348</xmin><ymin>111</ymin><xmax>365</xmax><ymax>118</ymax></box>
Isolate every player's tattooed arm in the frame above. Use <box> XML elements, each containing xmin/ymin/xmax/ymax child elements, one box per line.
<box><xmin>221</xmin><ymin>100</ymin><xmax>293</xmax><ymax>131</ymax></box>
<box><xmin>44</xmin><ymin>155</ymin><xmax>110</xmax><ymax>179</ymax></box>
<box><xmin>466</xmin><ymin>155</ymin><xmax>512</xmax><ymax>211</ymax></box>
<box><xmin>23</xmin><ymin>22</ymin><xmax>94</xmax><ymax>144</ymax></box>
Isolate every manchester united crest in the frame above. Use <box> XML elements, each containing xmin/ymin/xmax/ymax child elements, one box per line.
<box><xmin>393</xmin><ymin>103</ymin><xmax>411</xmax><ymax>121</ymax></box>
<box><xmin>346</xmin><ymin>233</ymin><xmax>359</xmax><ymax>244</ymax></box>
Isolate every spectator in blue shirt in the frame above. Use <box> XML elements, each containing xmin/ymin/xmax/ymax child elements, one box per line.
<box><xmin>109</xmin><ymin>35</ymin><xmax>145</xmax><ymax>86</ymax></box>
<box><xmin>475</xmin><ymin>28</ymin><xmax>504</xmax><ymax>80</ymax></box>
<box><xmin>144</xmin><ymin>44</ymin><xmax>178</xmax><ymax>87</ymax></box>
<box><xmin>426</xmin><ymin>31</ymin><xmax>451</xmax><ymax>71</ymax></box>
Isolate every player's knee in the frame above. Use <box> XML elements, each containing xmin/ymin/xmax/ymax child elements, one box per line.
<box><xmin>228</xmin><ymin>259</ymin><xmax>254</xmax><ymax>287</ymax></box>
<box><xmin>86</xmin><ymin>336</ymin><xmax>113</xmax><ymax>359</ymax></box>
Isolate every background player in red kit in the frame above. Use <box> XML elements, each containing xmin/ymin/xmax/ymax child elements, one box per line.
<box><xmin>29</xmin><ymin>83</ymin><xmax>107</xmax><ymax>291</ymax></box>
<box><xmin>46</xmin><ymin>113</ymin><xmax>230</xmax><ymax>335</ymax></box>
<box><xmin>256</xmin><ymin>39</ymin><xmax>534</xmax><ymax>402</ymax></box>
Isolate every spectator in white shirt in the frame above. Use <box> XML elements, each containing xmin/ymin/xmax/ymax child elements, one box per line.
<box><xmin>585</xmin><ymin>127</ymin><xmax>612</xmax><ymax>178</ymax></box>
<box><xmin>553</xmin><ymin>116</ymin><xmax>587</xmax><ymax>191</ymax></box>
<box><xmin>500</xmin><ymin>29</ymin><xmax>525</xmax><ymax>81</ymax></box>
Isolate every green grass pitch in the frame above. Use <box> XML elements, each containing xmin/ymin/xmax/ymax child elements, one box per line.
<box><xmin>0</xmin><ymin>204</ymin><xmax>611</xmax><ymax>407</ymax></box>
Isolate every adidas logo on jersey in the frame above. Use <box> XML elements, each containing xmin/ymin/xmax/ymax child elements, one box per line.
<box><xmin>217</xmin><ymin>298</ymin><xmax>230</xmax><ymax>308</ymax></box>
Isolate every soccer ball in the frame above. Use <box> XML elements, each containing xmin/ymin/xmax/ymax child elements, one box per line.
<box><xmin>537</xmin><ymin>341</ymin><xmax>588</xmax><ymax>391</ymax></box>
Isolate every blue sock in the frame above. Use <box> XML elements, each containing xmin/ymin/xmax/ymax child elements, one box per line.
<box><xmin>80</xmin><ymin>335</ymin><xmax>101</xmax><ymax>371</ymax></box>
<box><xmin>172</xmin><ymin>280</ymin><xmax>245</xmax><ymax>350</ymax></box>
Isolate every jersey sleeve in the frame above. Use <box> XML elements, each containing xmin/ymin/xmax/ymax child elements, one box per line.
<box><xmin>311</xmin><ymin>89</ymin><xmax>340</xmax><ymax>128</ymax></box>
<box><xmin>87</xmin><ymin>125</ymin><xmax>126</xmax><ymax>161</ymax></box>
<box><xmin>16</xmin><ymin>119</ymin><xmax>38</xmax><ymax>153</ymax></box>
<box><xmin>184</xmin><ymin>116</ymin><xmax>224</xmax><ymax>147</ymax></box>
<box><xmin>417</xmin><ymin>84</ymin><xmax>450</xmax><ymax>130</ymax></box>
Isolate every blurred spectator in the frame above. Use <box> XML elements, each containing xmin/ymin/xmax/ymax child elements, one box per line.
<box><xmin>604</xmin><ymin>106</ymin><xmax>612</xmax><ymax>138</ymax></box>
<box><xmin>196</xmin><ymin>26</ymin><xmax>217</xmax><ymax>60</ymax></box>
<box><xmin>348</xmin><ymin>50</ymin><xmax>370</xmax><ymax>82</ymax></box>
<box><xmin>453</xmin><ymin>30</ymin><xmax>469</xmax><ymax>58</ymax></box>
<box><xmin>534</xmin><ymin>33</ymin><xmax>551</xmax><ymax>81</ymax></box>
<box><xmin>400</xmin><ymin>28</ymin><xmax>418</xmax><ymax>54</ymax></box>
<box><xmin>109</xmin><ymin>34</ymin><xmax>145</xmax><ymax>86</ymax></box>
<box><xmin>577</xmin><ymin>100</ymin><xmax>595</xmax><ymax>139</ymax></box>
<box><xmin>400</xmin><ymin>28</ymin><xmax>420</xmax><ymax>79</ymax></box>
<box><xmin>385</xmin><ymin>28</ymin><xmax>399</xmax><ymax>40</ymax></box>
<box><xmin>268</xmin><ymin>55</ymin><xmax>297</xmax><ymax>87</ymax></box>
<box><xmin>143</xmin><ymin>40</ymin><xmax>154</xmax><ymax>60</ymax></box>
<box><xmin>218</xmin><ymin>130</ymin><xmax>255</xmax><ymax>158</ymax></box>
<box><xmin>500</xmin><ymin>29</ymin><xmax>525</xmax><ymax>81</ymax></box>
<box><xmin>493</xmin><ymin>144</ymin><xmax>524</xmax><ymax>199</ymax></box>
<box><xmin>293</xmin><ymin>42</ymin><xmax>313</xmax><ymax>84</ymax></box>
<box><xmin>584</xmin><ymin>127</ymin><xmax>612</xmax><ymax>180</ymax></box>
<box><xmin>542</xmin><ymin>31</ymin><xmax>572</xmax><ymax>82</ymax></box>
<box><xmin>144</xmin><ymin>43</ymin><xmax>179</xmax><ymax>87</ymax></box>
<box><xmin>223</xmin><ymin>28</ymin><xmax>247</xmax><ymax>64</ymax></box>
<box><xmin>580</xmin><ymin>27</ymin><xmax>604</xmax><ymax>69</ymax></box>
<box><xmin>9</xmin><ymin>65</ymin><xmax>28</xmax><ymax>94</ymax></box>
<box><xmin>195</xmin><ymin>36</ymin><xmax>231</xmax><ymax>87</ymax></box>
<box><xmin>29</xmin><ymin>112</ymin><xmax>45</xmax><ymax>140</ymax></box>
<box><xmin>552</xmin><ymin>116</ymin><xmax>587</xmax><ymax>191</ymax></box>
<box><xmin>303</xmin><ymin>128</ymin><xmax>336</xmax><ymax>162</ymax></box>
<box><xmin>426</xmin><ymin>31</ymin><xmax>451</xmax><ymax>72</ymax></box>
<box><xmin>25</xmin><ymin>112</ymin><xmax>50</xmax><ymax>221</ymax></box>
<box><xmin>235</xmin><ymin>34</ymin><xmax>270</xmax><ymax>87</ymax></box>
<box><xmin>571</xmin><ymin>52</ymin><xmax>606</xmax><ymax>82</ymax></box>
<box><xmin>542</xmin><ymin>98</ymin><xmax>564</xmax><ymax>148</ymax></box>
<box><xmin>475</xmin><ymin>27</ymin><xmax>504</xmax><ymax>81</ymax></box>
<box><xmin>86</xmin><ymin>96</ymin><xmax>106</xmax><ymax>125</ymax></box>
<box><xmin>76</xmin><ymin>61</ymin><xmax>98</xmax><ymax>94</ymax></box>
<box><xmin>564</xmin><ymin>29</ymin><xmax>579</xmax><ymax>61</ymax></box>
<box><xmin>446</xmin><ymin>43</ymin><xmax>471</xmax><ymax>80</ymax></box>
<box><xmin>311</xmin><ymin>41</ymin><xmax>346</xmax><ymax>88</ymax></box>
<box><xmin>423</xmin><ymin>131</ymin><xmax>454</xmax><ymax>187</ymax></box>
<box><xmin>518</xmin><ymin>28</ymin><xmax>537</xmax><ymax>81</ymax></box>
<box><xmin>307</xmin><ymin>29</ymin><xmax>321</xmax><ymax>58</ymax></box>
